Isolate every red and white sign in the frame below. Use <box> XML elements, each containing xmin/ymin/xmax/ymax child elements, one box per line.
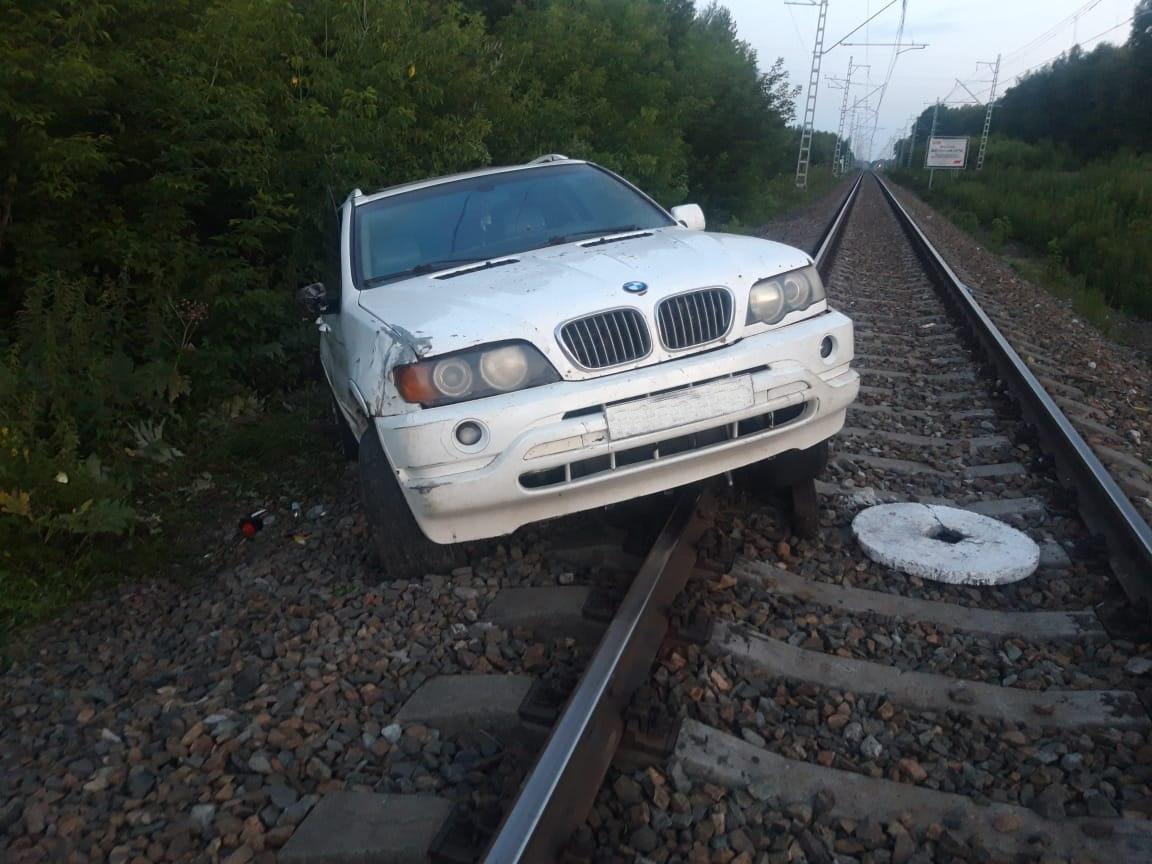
<box><xmin>926</xmin><ymin>137</ymin><xmax>969</xmax><ymax>169</ymax></box>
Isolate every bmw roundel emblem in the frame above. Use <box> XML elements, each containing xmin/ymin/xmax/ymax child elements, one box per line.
<box><xmin>622</xmin><ymin>281</ymin><xmax>648</xmax><ymax>295</ymax></box>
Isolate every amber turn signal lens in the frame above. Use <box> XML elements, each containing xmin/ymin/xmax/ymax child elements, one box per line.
<box><xmin>395</xmin><ymin>363</ymin><xmax>440</xmax><ymax>404</ymax></box>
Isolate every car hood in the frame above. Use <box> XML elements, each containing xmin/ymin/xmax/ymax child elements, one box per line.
<box><xmin>357</xmin><ymin>227</ymin><xmax>813</xmax><ymax>378</ymax></box>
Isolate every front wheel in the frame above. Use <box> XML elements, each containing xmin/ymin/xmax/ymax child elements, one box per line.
<box><xmin>358</xmin><ymin>427</ymin><xmax>463</xmax><ymax>580</ymax></box>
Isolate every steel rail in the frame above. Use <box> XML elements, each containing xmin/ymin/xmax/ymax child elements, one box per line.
<box><xmin>873</xmin><ymin>172</ymin><xmax>1152</xmax><ymax>609</ymax></box>
<box><xmin>813</xmin><ymin>171</ymin><xmax>864</xmax><ymax>277</ymax></box>
<box><xmin>481</xmin><ymin>175</ymin><xmax>867</xmax><ymax>863</ymax></box>
<box><xmin>481</xmin><ymin>490</ymin><xmax>708</xmax><ymax>864</ymax></box>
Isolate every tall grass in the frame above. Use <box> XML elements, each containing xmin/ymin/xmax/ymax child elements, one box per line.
<box><xmin>889</xmin><ymin>139</ymin><xmax>1152</xmax><ymax>320</ymax></box>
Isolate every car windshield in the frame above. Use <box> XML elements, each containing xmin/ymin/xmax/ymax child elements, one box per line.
<box><xmin>354</xmin><ymin>163</ymin><xmax>676</xmax><ymax>287</ymax></box>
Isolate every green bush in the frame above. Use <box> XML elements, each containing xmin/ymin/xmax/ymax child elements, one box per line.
<box><xmin>0</xmin><ymin>0</ymin><xmax>824</xmax><ymax>631</ymax></box>
<box><xmin>891</xmin><ymin>140</ymin><xmax>1152</xmax><ymax>319</ymax></box>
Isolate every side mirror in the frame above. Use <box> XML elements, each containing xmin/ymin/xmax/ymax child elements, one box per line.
<box><xmin>670</xmin><ymin>203</ymin><xmax>706</xmax><ymax>231</ymax></box>
<box><xmin>297</xmin><ymin>282</ymin><xmax>334</xmax><ymax>316</ymax></box>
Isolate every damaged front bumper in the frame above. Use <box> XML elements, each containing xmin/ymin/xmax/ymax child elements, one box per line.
<box><xmin>374</xmin><ymin>310</ymin><xmax>859</xmax><ymax>543</ymax></box>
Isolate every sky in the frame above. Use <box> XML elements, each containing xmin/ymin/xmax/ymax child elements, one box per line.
<box><xmin>720</xmin><ymin>0</ymin><xmax>1139</xmax><ymax>161</ymax></box>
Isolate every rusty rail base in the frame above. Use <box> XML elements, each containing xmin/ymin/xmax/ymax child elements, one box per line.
<box><xmin>874</xmin><ymin>173</ymin><xmax>1152</xmax><ymax>611</ymax></box>
<box><xmin>481</xmin><ymin>490</ymin><xmax>709</xmax><ymax>864</ymax></box>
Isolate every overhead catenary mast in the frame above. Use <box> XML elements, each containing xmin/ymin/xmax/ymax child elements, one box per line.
<box><xmin>975</xmin><ymin>54</ymin><xmax>1001</xmax><ymax>170</ymax></box>
<box><xmin>928</xmin><ymin>98</ymin><xmax>940</xmax><ymax>188</ymax></box>
<box><xmin>788</xmin><ymin>0</ymin><xmax>926</xmax><ymax>183</ymax></box>
<box><xmin>830</xmin><ymin>56</ymin><xmax>855</xmax><ymax>176</ymax></box>
<box><xmin>791</xmin><ymin>0</ymin><xmax>830</xmax><ymax>189</ymax></box>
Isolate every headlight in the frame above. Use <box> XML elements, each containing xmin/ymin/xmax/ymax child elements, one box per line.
<box><xmin>479</xmin><ymin>345</ymin><xmax>530</xmax><ymax>390</ymax></box>
<box><xmin>394</xmin><ymin>341</ymin><xmax>559</xmax><ymax>407</ymax></box>
<box><xmin>782</xmin><ymin>270</ymin><xmax>813</xmax><ymax>307</ymax></box>
<box><xmin>431</xmin><ymin>357</ymin><xmax>474</xmax><ymax>398</ymax></box>
<box><xmin>748</xmin><ymin>280</ymin><xmax>784</xmax><ymax>322</ymax></box>
<box><xmin>746</xmin><ymin>264</ymin><xmax>825</xmax><ymax>326</ymax></box>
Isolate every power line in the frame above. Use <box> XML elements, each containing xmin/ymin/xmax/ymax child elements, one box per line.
<box><xmin>786</xmin><ymin>4</ymin><xmax>809</xmax><ymax>49</ymax></box>
<box><xmin>866</xmin><ymin>0</ymin><xmax>909</xmax><ymax>158</ymax></box>
<box><xmin>823</xmin><ymin>0</ymin><xmax>900</xmax><ymax>55</ymax></box>
<box><xmin>1002</xmin><ymin>0</ymin><xmax>1103</xmax><ymax>63</ymax></box>
<box><xmin>789</xmin><ymin>0</ymin><xmax>928</xmax><ymax>171</ymax></box>
<box><xmin>1006</xmin><ymin>14</ymin><xmax>1135</xmax><ymax>79</ymax></box>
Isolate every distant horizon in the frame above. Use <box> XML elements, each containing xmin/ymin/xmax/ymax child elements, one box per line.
<box><xmin>721</xmin><ymin>0</ymin><xmax>1136</xmax><ymax>160</ymax></box>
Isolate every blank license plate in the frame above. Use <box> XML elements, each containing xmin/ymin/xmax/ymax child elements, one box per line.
<box><xmin>606</xmin><ymin>376</ymin><xmax>754</xmax><ymax>440</ymax></box>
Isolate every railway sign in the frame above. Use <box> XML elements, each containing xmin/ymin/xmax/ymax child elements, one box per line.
<box><xmin>925</xmin><ymin>136</ymin><xmax>969</xmax><ymax>169</ymax></box>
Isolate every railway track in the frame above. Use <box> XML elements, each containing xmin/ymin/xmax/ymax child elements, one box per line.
<box><xmin>8</xmin><ymin>174</ymin><xmax>1149</xmax><ymax>864</ymax></box>
<box><xmin>471</xmin><ymin>173</ymin><xmax>1152</xmax><ymax>863</ymax></box>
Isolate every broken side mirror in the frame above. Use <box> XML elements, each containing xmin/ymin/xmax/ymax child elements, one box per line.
<box><xmin>297</xmin><ymin>282</ymin><xmax>335</xmax><ymax>316</ymax></box>
<box><xmin>670</xmin><ymin>203</ymin><xmax>706</xmax><ymax>231</ymax></box>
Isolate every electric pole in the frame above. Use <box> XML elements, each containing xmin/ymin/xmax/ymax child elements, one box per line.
<box><xmin>787</xmin><ymin>0</ymin><xmax>926</xmax><ymax>185</ymax></box>
<box><xmin>905</xmin><ymin>113</ymin><xmax>917</xmax><ymax>168</ymax></box>
<box><xmin>928</xmin><ymin>99</ymin><xmax>940</xmax><ymax>188</ymax></box>
<box><xmin>831</xmin><ymin>56</ymin><xmax>854</xmax><ymax>177</ymax></box>
<box><xmin>976</xmin><ymin>54</ymin><xmax>1001</xmax><ymax>170</ymax></box>
<box><xmin>793</xmin><ymin>0</ymin><xmax>829</xmax><ymax>189</ymax></box>
<box><xmin>848</xmin><ymin>108</ymin><xmax>859</xmax><ymax>170</ymax></box>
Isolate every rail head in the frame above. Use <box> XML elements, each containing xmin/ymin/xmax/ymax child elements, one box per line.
<box><xmin>814</xmin><ymin>172</ymin><xmax>865</xmax><ymax>277</ymax></box>
<box><xmin>872</xmin><ymin>172</ymin><xmax>1152</xmax><ymax>610</ymax></box>
<box><xmin>482</xmin><ymin>490</ymin><xmax>708</xmax><ymax>864</ymax></box>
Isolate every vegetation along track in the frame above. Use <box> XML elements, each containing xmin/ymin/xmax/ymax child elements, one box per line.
<box><xmin>504</xmin><ymin>173</ymin><xmax>1152</xmax><ymax>864</ymax></box>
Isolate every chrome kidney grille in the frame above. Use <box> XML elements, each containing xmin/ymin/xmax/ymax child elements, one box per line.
<box><xmin>559</xmin><ymin>309</ymin><xmax>651</xmax><ymax>369</ymax></box>
<box><xmin>657</xmin><ymin>287</ymin><xmax>734</xmax><ymax>350</ymax></box>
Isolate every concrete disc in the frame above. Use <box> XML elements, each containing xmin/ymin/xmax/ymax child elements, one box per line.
<box><xmin>851</xmin><ymin>503</ymin><xmax>1040</xmax><ymax>585</ymax></box>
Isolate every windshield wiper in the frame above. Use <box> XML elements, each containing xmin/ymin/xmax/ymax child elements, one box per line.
<box><xmin>546</xmin><ymin>225</ymin><xmax>647</xmax><ymax>246</ymax></box>
<box><xmin>409</xmin><ymin>256</ymin><xmax>491</xmax><ymax>274</ymax></box>
<box><xmin>363</xmin><ymin>256</ymin><xmax>489</xmax><ymax>287</ymax></box>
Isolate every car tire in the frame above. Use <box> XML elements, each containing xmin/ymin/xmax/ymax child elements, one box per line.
<box><xmin>332</xmin><ymin>396</ymin><xmax>360</xmax><ymax>461</ymax></box>
<box><xmin>358</xmin><ymin>426</ymin><xmax>464</xmax><ymax>580</ymax></box>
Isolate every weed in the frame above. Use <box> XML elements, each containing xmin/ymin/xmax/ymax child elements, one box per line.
<box><xmin>889</xmin><ymin>141</ymin><xmax>1152</xmax><ymax>321</ymax></box>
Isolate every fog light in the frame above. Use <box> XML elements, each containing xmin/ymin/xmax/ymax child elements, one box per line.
<box><xmin>455</xmin><ymin>421</ymin><xmax>483</xmax><ymax>446</ymax></box>
<box><xmin>820</xmin><ymin>336</ymin><xmax>835</xmax><ymax>358</ymax></box>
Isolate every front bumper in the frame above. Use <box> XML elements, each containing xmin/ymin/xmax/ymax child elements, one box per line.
<box><xmin>374</xmin><ymin>311</ymin><xmax>859</xmax><ymax>543</ymax></box>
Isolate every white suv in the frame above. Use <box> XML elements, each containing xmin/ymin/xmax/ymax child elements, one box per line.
<box><xmin>301</xmin><ymin>156</ymin><xmax>858</xmax><ymax>577</ymax></box>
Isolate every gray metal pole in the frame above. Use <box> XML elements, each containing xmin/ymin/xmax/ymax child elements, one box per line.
<box><xmin>831</xmin><ymin>56</ymin><xmax>854</xmax><ymax>177</ymax></box>
<box><xmin>976</xmin><ymin>54</ymin><xmax>1001</xmax><ymax>170</ymax></box>
<box><xmin>928</xmin><ymin>99</ymin><xmax>940</xmax><ymax>189</ymax></box>
<box><xmin>794</xmin><ymin>0</ymin><xmax>829</xmax><ymax>189</ymax></box>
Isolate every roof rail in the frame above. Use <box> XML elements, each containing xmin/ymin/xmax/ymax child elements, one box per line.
<box><xmin>527</xmin><ymin>154</ymin><xmax>569</xmax><ymax>164</ymax></box>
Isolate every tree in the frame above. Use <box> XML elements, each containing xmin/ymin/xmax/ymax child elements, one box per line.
<box><xmin>0</xmin><ymin>0</ymin><xmax>808</xmax><ymax>620</ymax></box>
